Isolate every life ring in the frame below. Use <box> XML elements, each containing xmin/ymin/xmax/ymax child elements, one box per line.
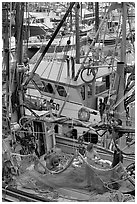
<box><xmin>80</xmin><ymin>65</ymin><xmax>98</xmax><ymax>83</ymax></box>
<box><xmin>78</xmin><ymin>107</ymin><xmax>90</xmax><ymax>121</ymax></box>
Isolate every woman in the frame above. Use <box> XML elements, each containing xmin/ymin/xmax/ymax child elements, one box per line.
<box><xmin>85</xmin><ymin>143</ymin><xmax>100</xmax><ymax>190</ymax></box>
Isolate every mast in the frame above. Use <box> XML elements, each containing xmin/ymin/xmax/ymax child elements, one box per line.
<box><xmin>11</xmin><ymin>2</ymin><xmax>25</xmax><ymax>123</ymax></box>
<box><xmin>115</xmin><ymin>3</ymin><xmax>127</xmax><ymax>125</ymax></box>
<box><xmin>95</xmin><ymin>2</ymin><xmax>99</xmax><ymax>37</ymax></box>
<box><xmin>121</xmin><ymin>2</ymin><xmax>127</xmax><ymax>63</ymax></box>
<box><xmin>16</xmin><ymin>3</ymin><xmax>24</xmax><ymax>65</ymax></box>
<box><xmin>2</xmin><ymin>3</ymin><xmax>10</xmax><ymax>115</ymax></box>
<box><xmin>80</xmin><ymin>2</ymin><xmax>82</xmax><ymax>24</ymax></box>
<box><xmin>75</xmin><ymin>2</ymin><xmax>80</xmax><ymax>64</ymax></box>
<box><xmin>69</xmin><ymin>7</ymin><xmax>72</xmax><ymax>32</ymax></box>
<box><xmin>17</xmin><ymin>3</ymin><xmax>25</xmax><ymax>117</ymax></box>
<box><xmin>90</xmin><ymin>2</ymin><xmax>99</xmax><ymax>109</ymax></box>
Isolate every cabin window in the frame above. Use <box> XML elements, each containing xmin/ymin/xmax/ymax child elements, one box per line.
<box><xmin>55</xmin><ymin>85</ymin><xmax>67</xmax><ymax>97</ymax></box>
<box><xmin>40</xmin><ymin>81</ymin><xmax>54</xmax><ymax>94</ymax></box>
<box><xmin>80</xmin><ymin>85</ymin><xmax>85</xmax><ymax>100</ymax></box>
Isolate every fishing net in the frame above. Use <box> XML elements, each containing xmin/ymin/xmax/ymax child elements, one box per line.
<box><xmin>78</xmin><ymin>153</ymin><xmax>128</xmax><ymax>190</ymax></box>
<box><xmin>33</xmin><ymin>153</ymin><xmax>128</xmax><ymax>194</ymax></box>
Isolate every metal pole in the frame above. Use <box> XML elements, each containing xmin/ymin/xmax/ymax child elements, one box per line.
<box><xmin>17</xmin><ymin>3</ymin><xmax>25</xmax><ymax>117</ymax></box>
<box><xmin>80</xmin><ymin>2</ymin><xmax>82</xmax><ymax>23</ymax></box>
<box><xmin>121</xmin><ymin>2</ymin><xmax>127</xmax><ymax>63</ymax></box>
<box><xmin>75</xmin><ymin>2</ymin><xmax>80</xmax><ymax>64</ymax></box>
<box><xmin>69</xmin><ymin>9</ymin><xmax>72</xmax><ymax>32</ymax></box>
<box><xmin>115</xmin><ymin>3</ymin><xmax>127</xmax><ymax>127</ymax></box>
<box><xmin>16</xmin><ymin>3</ymin><xmax>24</xmax><ymax>65</ymax></box>
<box><xmin>3</xmin><ymin>3</ymin><xmax>10</xmax><ymax>115</ymax></box>
<box><xmin>95</xmin><ymin>2</ymin><xmax>99</xmax><ymax>33</ymax></box>
<box><xmin>5</xmin><ymin>4</ymin><xmax>10</xmax><ymax>115</ymax></box>
<box><xmin>91</xmin><ymin>2</ymin><xmax>99</xmax><ymax>109</ymax></box>
<box><xmin>11</xmin><ymin>2</ymin><xmax>25</xmax><ymax>122</ymax></box>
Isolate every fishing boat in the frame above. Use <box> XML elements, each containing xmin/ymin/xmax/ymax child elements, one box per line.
<box><xmin>26</xmin><ymin>2</ymin><xmax>135</xmax><ymax>140</ymax></box>
<box><xmin>2</xmin><ymin>2</ymin><xmax>135</xmax><ymax>202</ymax></box>
<box><xmin>23</xmin><ymin>11</ymin><xmax>54</xmax><ymax>38</ymax></box>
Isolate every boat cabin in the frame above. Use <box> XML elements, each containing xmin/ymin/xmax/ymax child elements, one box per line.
<box><xmin>26</xmin><ymin>58</ymin><xmax>113</xmax><ymax>126</ymax></box>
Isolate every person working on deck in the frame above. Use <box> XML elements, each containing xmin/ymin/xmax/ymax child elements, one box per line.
<box><xmin>99</xmin><ymin>98</ymin><xmax>105</xmax><ymax>121</ymax></box>
<box><xmin>85</xmin><ymin>143</ymin><xmax>100</xmax><ymax>190</ymax></box>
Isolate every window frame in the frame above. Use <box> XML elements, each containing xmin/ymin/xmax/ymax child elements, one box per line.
<box><xmin>55</xmin><ymin>85</ymin><xmax>67</xmax><ymax>97</ymax></box>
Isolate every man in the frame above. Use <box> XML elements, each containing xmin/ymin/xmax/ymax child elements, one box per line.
<box><xmin>99</xmin><ymin>98</ymin><xmax>105</xmax><ymax>120</ymax></box>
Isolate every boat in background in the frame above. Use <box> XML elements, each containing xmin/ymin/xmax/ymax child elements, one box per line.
<box><xmin>23</xmin><ymin>12</ymin><xmax>54</xmax><ymax>38</ymax></box>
